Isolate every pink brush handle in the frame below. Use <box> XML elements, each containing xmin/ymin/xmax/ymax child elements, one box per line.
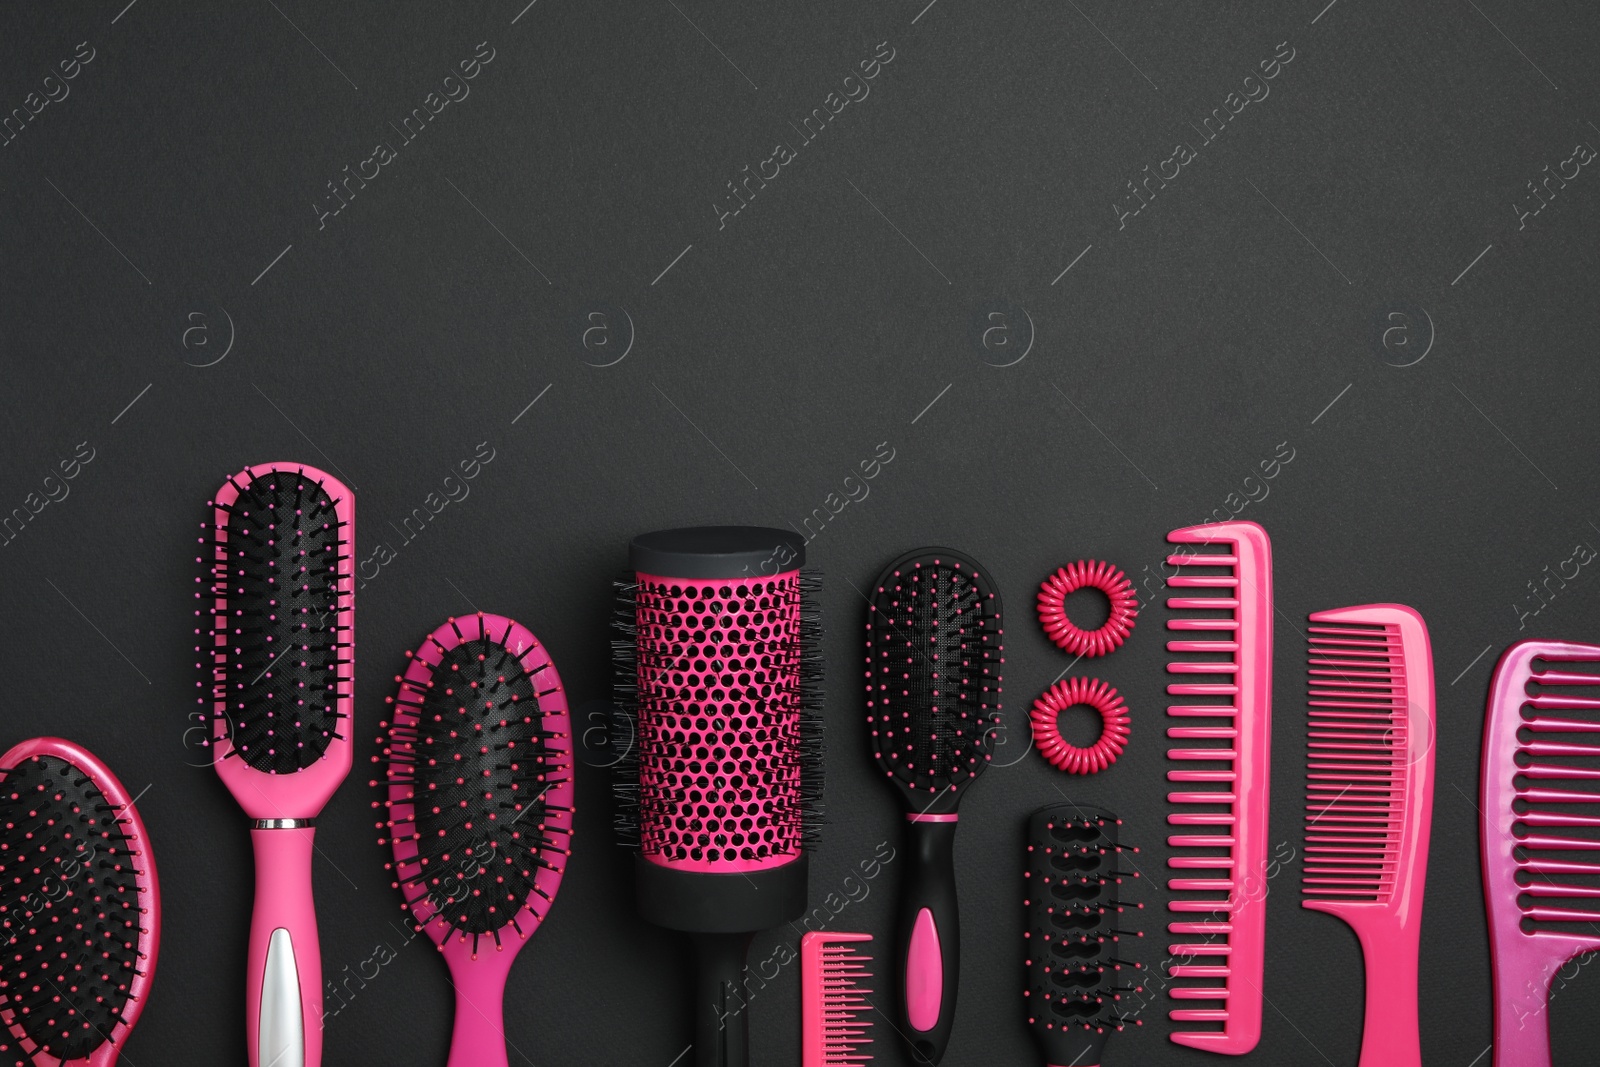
<box><xmin>1355</xmin><ymin>922</ymin><xmax>1421</xmax><ymax>1067</ymax></box>
<box><xmin>246</xmin><ymin>826</ymin><xmax>323</xmax><ymax>1067</ymax></box>
<box><xmin>444</xmin><ymin>944</ymin><xmax>515</xmax><ymax>1067</ymax></box>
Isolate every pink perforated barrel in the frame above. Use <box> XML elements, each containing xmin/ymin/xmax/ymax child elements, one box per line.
<box><xmin>634</xmin><ymin>568</ymin><xmax>805</xmax><ymax>873</ymax></box>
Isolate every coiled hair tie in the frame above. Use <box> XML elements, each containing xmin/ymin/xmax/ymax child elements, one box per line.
<box><xmin>1037</xmin><ymin>560</ymin><xmax>1138</xmax><ymax>658</ymax></box>
<box><xmin>1030</xmin><ymin>677</ymin><xmax>1130</xmax><ymax>774</ymax></box>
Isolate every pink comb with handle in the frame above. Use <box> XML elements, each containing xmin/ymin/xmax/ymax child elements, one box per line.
<box><xmin>801</xmin><ymin>932</ymin><xmax>873</xmax><ymax>1067</ymax></box>
<box><xmin>1163</xmin><ymin>520</ymin><xmax>1271</xmax><ymax>1054</ymax></box>
<box><xmin>1303</xmin><ymin>604</ymin><xmax>1435</xmax><ymax>1067</ymax></box>
<box><xmin>1482</xmin><ymin>639</ymin><xmax>1600</xmax><ymax>1067</ymax></box>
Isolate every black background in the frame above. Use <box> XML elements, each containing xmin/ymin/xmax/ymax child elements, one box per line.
<box><xmin>3</xmin><ymin>1</ymin><xmax>1599</xmax><ymax>1064</ymax></box>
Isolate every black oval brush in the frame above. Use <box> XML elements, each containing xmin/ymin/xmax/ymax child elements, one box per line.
<box><xmin>865</xmin><ymin>548</ymin><xmax>1003</xmax><ymax>1065</ymax></box>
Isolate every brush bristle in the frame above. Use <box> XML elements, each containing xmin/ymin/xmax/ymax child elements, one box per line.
<box><xmin>1025</xmin><ymin>805</ymin><xmax>1143</xmax><ymax>1066</ymax></box>
<box><xmin>0</xmin><ymin>755</ymin><xmax>151</xmax><ymax>1061</ymax></box>
<box><xmin>375</xmin><ymin>614</ymin><xmax>573</xmax><ymax>952</ymax></box>
<box><xmin>197</xmin><ymin>466</ymin><xmax>352</xmax><ymax>774</ymax></box>
<box><xmin>1303</xmin><ymin>620</ymin><xmax>1409</xmax><ymax>903</ymax></box>
<box><xmin>865</xmin><ymin>552</ymin><xmax>1003</xmax><ymax>808</ymax></box>
<box><xmin>610</xmin><ymin>570</ymin><xmax>824</xmax><ymax>860</ymax></box>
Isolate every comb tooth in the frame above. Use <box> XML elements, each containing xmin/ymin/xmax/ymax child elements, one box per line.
<box><xmin>1518</xmin><ymin>833</ymin><xmax>1600</xmax><ymax>851</ymax></box>
<box><xmin>1519</xmin><ymin>810</ymin><xmax>1600</xmax><ymax>828</ymax></box>
<box><xmin>1168</xmin><ymin>943</ymin><xmax>1232</xmax><ymax>956</ymax></box>
<box><xmin>1524</xmin><ymin>905</ymin><xmax>1600</xmax><ymax>923</ymax></box>
<box><xmin>1170</xmin><ymin>812</ymin><xmax>1237</xmax><ymax>824</ymax></box>
<box><xmin>1168</xmin><ymin>791</ymin><xmax>1237</xmax><ymax>804</ymax></box>
<box><xmin>1169</xmin><ymin>834</ymin><xmax>1236</xmax><ymax>848</ymax></box>
<box><xmin>1169</xmin><ymin>640</ymin><xmax>1241</xmax><ymax>653</ymax></box>
<box><xmin>1523</xmin><ymin>740</ymin><xmax>1600</xmax><ymax>758</ymax></box>
<box><xmin>1519</xmin><ymin>881</ymin><xmax>1600</xmax><ymax>898</ymax></box>
<box><xmin>1170</xmin><ymin>986</ymin><xmax>1232</xmax><ymax>999</ymax></box>
<box><xmin>1169</xmin><ymin>921</ymin><xmax>1233</xmax><ymax>934</ymax></box>
<box><xmin>1521</xmin><ymin>763</ymin><xmax>1600</xmax><ymax>781</ymax></box>
<box><xmin>1526</xmin><ymin>696</ymin><xmax>1600</xmax><ymax>712</ymax></box>
<box><xmin>1167</xmin><ymin>575</ymin><xmax>1239</xmax><ymax>588</ymax></box>
<box><xmin>1168</xmin><ymin>619</ymin><xmax>1240</xmax><ymax>631</ymax></box>
<box><xmin>1167</xmin><ymin>878</ymin><xmax>1235</xmax><ymax>891</ymax></box>
<box><xmin>1532</xmin><ymin>670</ymin><xmax>1600</xmax><ymax>686</ymax></box>
<box><xmin>1169</xmin><ymin>727</ymin><xmax>1239</xmax><ymax>740</ymax></box>
<box><xmin>1169</xmin><ymin>662</ymin><xmax>1239</xmax><ymax>674</ymax></box>
<box><xmin>1168</xmin><ymin>684</ymin><xmax>1240</xmax><ymax>697</ymax></box>
<box><xmin>1167</xmin><ymin>771</ymin><xmax>1237</xmax><ymax>783</ymax></box>
<box><xmin>1169</xmin><ymin>856</ymin><xmax>1236</xmax><ymax>868</ymax></box>
<box><xmin>1524</xmin><ymin>713</ymin><xmax>1600</xmax><ymax>730</ymax></box>
<box><xmin>1171</xmin><ymin>748</ymin><xmax>1238</xmax><ymax>761</ymax></box>
<box><xmin>1168</xmin><ymin>705</ymin><xmax>1239</xmax><ymax>718</ymax></box>
<box><xmin>1522</xmin><ymin>857</ymin><xmax>1600</xmax><ymax>876</ymax></box>
<box><xmin>1521</xmin><ymin>786</ymin><xmax>1600</xmax><ymax>804</ymax></box>
<box><xmin>1168</xmin><ymin>597</ymin><xmax>1241</xmax><ymax>610</ymax></box>
<box><xmin>1168</xmin><ymin>553</ymin><xmax>1239</xmax><ymax>566</ymax></box>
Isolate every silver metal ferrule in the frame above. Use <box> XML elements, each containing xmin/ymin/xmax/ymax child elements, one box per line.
<box><xmin>252</xmin><ymin>818</ymin><xmax>316</xmax><ymax>830</ymax></box>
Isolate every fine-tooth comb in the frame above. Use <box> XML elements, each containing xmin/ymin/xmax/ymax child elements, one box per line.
<box><xmin>1482</xmin><ymin>639</ymin><xmax>1600</xmax><ymax>1067</ymax></box>
<box><xmin>801</xmin><ymin>932</ymin><xmax>873</xmax><ymax>1067</ymax></box>
<box><xmin>1024</xmin><ymin>804</ymin><xmax>1144</xmax><ymax>1066</ymax></box>
<box><xmin>1304</xmin><ymin>604</ymin><xmax>1435</xmax><ymax>1067</ymax></box>
<box><xmin>1162</xmin><ymin>520</ymin><xmax>1271</xmax><ymax>1054</ymax></box>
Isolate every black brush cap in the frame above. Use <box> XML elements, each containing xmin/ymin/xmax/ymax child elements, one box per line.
<box><xmin>629</xmin><ymin>525</ymin><xmax>805</xmax><ymax>579</ymax></box>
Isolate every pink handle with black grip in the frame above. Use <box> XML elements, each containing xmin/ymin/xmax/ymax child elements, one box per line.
<box><xmin>245</xmin><ymin>826</ymin><xmax>323</xmax><ymax>1067</ymax></box>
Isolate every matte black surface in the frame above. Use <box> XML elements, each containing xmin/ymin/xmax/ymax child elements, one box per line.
<box><xmin>691</xmin><ymin>931</ymin><xmax>755</xmax><ymax>1067</ymax></box>
<box><xmin>4</xmin><ymin>2</ymin><xmax>1600</xmax><ymax>1064</ymax></box>
<box><xmin>630</xmin><ymin>525</ymin><xmax>806</xmax><ymax>578</ymax></box>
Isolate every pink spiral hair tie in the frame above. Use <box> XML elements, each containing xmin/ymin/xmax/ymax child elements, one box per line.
<box><xmin>1030</xmin><ymin>677</ymin><xmax>1130</xmax><ymax>774</ymax></box>
<box><xmin>1037</xmin><ymin>560</ymin><xmax>1138</xmax><ymax>657</ymax></box>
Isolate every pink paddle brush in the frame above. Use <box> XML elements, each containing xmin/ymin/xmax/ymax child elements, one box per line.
<box><xmin>0</xmin><ymin>737</ymin><xmax>161</xmax><ymax>1066</ymax></box>
<box><xmin>197</xmin><ymin>462</ymin><xmax>354</xmax><ymax>1067</ymax></box>
<box><xmin>376</xmin><ymin>613</ymin><xmax>574</xmax><ymax>1067</ymax></box>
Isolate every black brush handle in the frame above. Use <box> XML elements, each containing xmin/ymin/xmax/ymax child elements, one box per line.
<box><xmin>896</xmin><ymin>818</ymin><xmax>961</xmax><ymax>1065</ymax></box>
<box><xmin>691</xmin><ymin>931</ymin><xmax>754</xmax><ymax>1067</ymax></box>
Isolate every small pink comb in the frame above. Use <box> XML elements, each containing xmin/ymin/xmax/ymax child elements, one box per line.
<box><xmin>1163</xmin><ymin>520</ymin><xmax>1272</xmax><ymax>1055</ymax></box>
<box><xmin>1482</xmin><ymin>639</ymin><xmax>1600</xmax><ymax>1067</ymax></box>
<box><xmin>801</xmin><ymin>932</ymin><xmax>873</xmax><ymax>1067</ymax></box>
<box><xmin>1303</xmin><ymin>604</ymin><xmax>1435</xmax><ymax>1067</ymax></box>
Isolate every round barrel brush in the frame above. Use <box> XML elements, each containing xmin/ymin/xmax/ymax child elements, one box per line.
<box><xmin>612</xmin><ymin>526</ymin><xmax>822</xmax><ymax>1067</ymax></box>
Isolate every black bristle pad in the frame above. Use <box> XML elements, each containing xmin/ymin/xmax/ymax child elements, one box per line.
<box><xmin>1024</xmin><ymin>804</ymin><xmax>1144</xmax><ymax>1066</ymax></box>
<box><xmin>209</xmin><ymin>472</ymin><xmax>350</xmax><ymax>774</ymax></box>
<box><xmin>384</xmin><ymin>638</ymin><xmax>568</xmax><ymax>937</ymax></box>
<box><xmin>0</xmin><ymin>756</ymin><xmax>147</xmax><ymax>1061</ymax></box>
<box><xmin>865</xmin><ymin>550</ymin><xmax>1003</xmax><ymax>811</ymax></box>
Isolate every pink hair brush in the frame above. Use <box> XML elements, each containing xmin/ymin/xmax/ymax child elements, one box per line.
<box><xmin>613</xmin><ymin>527</ymin><xmax>822</xmax><ymax>1067</ymax></box>
<box><xmin>375</xmin><ymin>612</ymin><xmax>574</xmax><ymax>1067</ymax></box>
<box><xmin>1162</xmin><ymin>520</ymin><xmax>1271</xmax><ymax>1054</ymax></box>
<box><xmin>1482</xmin><ymin>639</ymin><xmax>1600</xmax><ymax>1067</ymax></box>
<box><xmin>0</xmin><ymin>737</ymin><xmax>161</xmax><ymax>1066</ymax></box>
<box><xmin>1303</xmin><ymin>604</ymin><xmax>1435</xmax><ymax>1067</ymax></box>
<box><xmin>197</xmin><ymin>462</ymin><xmax>353</xmax><ymax>1067</ymax></box>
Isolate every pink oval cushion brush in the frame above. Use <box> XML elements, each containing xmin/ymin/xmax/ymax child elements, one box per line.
<box><xmin>0</xmin><ymin>737</ymin><xmax>161</xmax><ymax>1066</ymax></box>
<box><xmin>376</xmin><ymin>613</ymin><xmax>574</xmax><ymax>1067</ymax></box>
<box><xmin>197</xmin><ymin>462</ymin><xmax>354</xmax><ymax>1067</ymax></box>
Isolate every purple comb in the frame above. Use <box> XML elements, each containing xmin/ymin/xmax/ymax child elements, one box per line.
<box><xmin>1482</xmin><ymin>639</ymin><xmax>1600</xmax><ymax>1067</ymax></box>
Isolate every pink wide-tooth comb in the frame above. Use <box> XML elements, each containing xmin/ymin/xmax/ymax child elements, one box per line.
<box><xmin>1303</xmin><ymin>605</ymin><xmax>1435</xmax><ymax>1067</ymax></box>
<box><xmin>376</xmin><ymin>613</ymin><xmax>574</xmax><ymax>1067</ymax></box>
<box><xmin>1482</xmin><ymin>639</ymin><xmax>1600</xmax><ymax>1067</ymax></box>
<box><xmin>0</xmin><ymin>738</ymin><xmax>161</xmax><ymax>1066</ymax></box>
<box><xmin>198</xmin><ymin>462</ymin><xmax>354</xmax><ymax>1067</ymax></box>
<box><xmin>1163</xmin><ymin>520</ymin><xmax>1272</xmax><ymax>1054</ymax></box>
